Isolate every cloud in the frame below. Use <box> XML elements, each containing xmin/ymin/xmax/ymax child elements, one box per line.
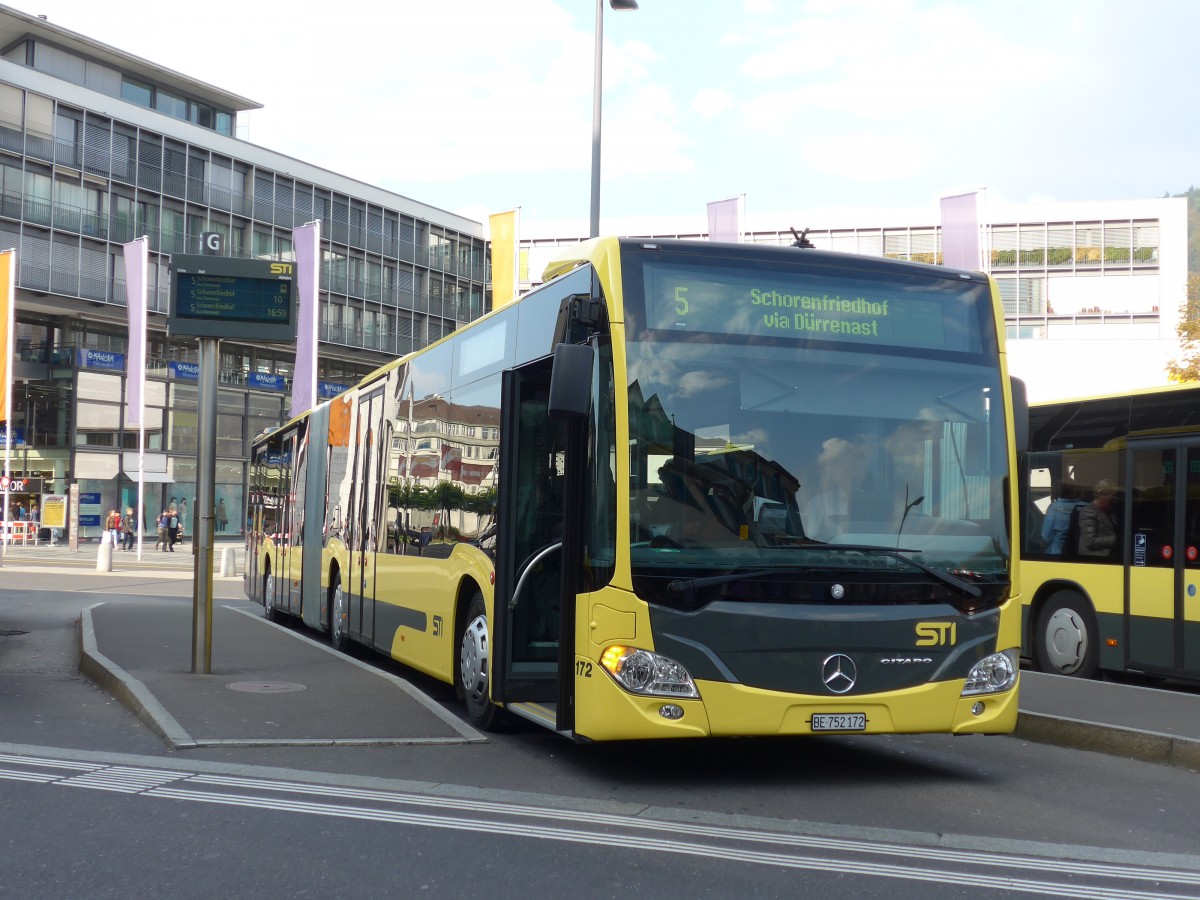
<box><xmin>691</xmin><ymin>88</ymin><xmax>736</xmax><ymax>120</ymax></box>
<box><xmin>801</xmin><ymin>134</ymin><xmax>931</xmax><ymax>180</ymax></box>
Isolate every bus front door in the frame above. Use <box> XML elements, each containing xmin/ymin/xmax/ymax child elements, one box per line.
<box><xmin>493</xmin><ymin>356</ymin><xmax>573</xmax><ymax>734</ymax></box>
<box><xmin>1126</xmin><ymin>441</ymin><xmax>1200</xmax><ymax>677</ymax></box>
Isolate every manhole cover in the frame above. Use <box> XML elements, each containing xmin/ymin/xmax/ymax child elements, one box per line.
<box><xmin>226</xmin><ymin>681</ymin><xmax>307</xmax><ymax>694</ymax></box>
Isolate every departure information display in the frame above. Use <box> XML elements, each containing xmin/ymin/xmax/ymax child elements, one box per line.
<box><xmin>169</xmin><ymin>255</ymin><xmax>296</xmax><ymax>341</ymax></box>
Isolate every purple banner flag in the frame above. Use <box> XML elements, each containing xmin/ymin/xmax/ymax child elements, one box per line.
<box><xmin>707</xmin><ymin>196</ymin><xmax>742</xmax><ymax>243</ymax></box>
<box><xmin>940</xmin><ymin>191</ymin><xmax>980</xmax><ymax>271</ymax></box>
<box><xmin>122</xmin><ymin>237</ymin><xmax>148</xmax><ymax>427</ymax></box>
<box><xmin>291</xmin><ymin>221</ymin><xmax>321</xmax><ymax>419</ymax></box>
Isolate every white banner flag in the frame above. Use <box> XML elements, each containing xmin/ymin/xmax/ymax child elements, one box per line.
<box><xmin>940</xmin><ymin>191</ymin><xmax>981</xmax><ymax>271</ymax></box>
<box><xmin>122</xmin><ymin>237</ymin><xmax>148</xmax><ymax>427</ymax></box>
<box><xmin>291</xmin><ymin>221</ymin><xmax>321</xmax><ymax>420</ymax></box>
<box><xmin>707</xmin><ymin>196</ymin><xmax>743</xmax><ymax>243</ymax></box>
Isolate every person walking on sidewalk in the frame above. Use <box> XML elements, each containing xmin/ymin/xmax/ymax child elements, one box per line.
<box><xmin>168</xmin><ymin>508</ymin><xmax>180</xmax><ymax>551</ymax></box>
<box><xmin>107</xmin><ymin>509</ymin><xmax>121</xmax><ymax>547</ymax></box>
<box><xmin>121</xmin><ymin>507</ymin><xmax>136</xmax><ymax>551</ymax></box>
<box><xmin>155</xmin><ymin>510</ymin><xmax>168</xmax><ymax>551</ymax></box>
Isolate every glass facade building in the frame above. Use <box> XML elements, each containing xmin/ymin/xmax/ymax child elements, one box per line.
<box><xmin>0</xmin><ymin>7</ymin><xmax>489</xmax><ymax>540</ymax></box>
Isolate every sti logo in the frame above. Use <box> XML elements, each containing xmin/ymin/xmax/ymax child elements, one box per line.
<box><xmin>915</xmin><ymin>622</ymin><xmax>957</xmax><ymax>647</ymax></box>
<box><xmin>270</xmin><ymin>263</ymin><xmax>294</xmax><ymax>276</ymax></box>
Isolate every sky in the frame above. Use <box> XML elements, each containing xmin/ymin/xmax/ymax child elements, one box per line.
<box><xmin>18</xmin><ymin>0</ymin><xmax>1200</xmax><ymax>230</ymax></box>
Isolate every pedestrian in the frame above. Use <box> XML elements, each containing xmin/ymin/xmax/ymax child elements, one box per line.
<box><xmin>121</xmin><ymin>507</ymin><xmax>136</xmax><ymax>551</ymax></box>
<box><xmin>156</xmin><ymin>510</ymin><xmax>168</xmax><ymax>551</ymax></box>
<box><xmin>168</xmin><ymin>507</ymin><xmax>179</xmax><ymax>551</ymax></box>
<box><xmin>107</xmin><ymin>508</ymin><xmax>121</xmax><ymax>547</ymax></box>
<box><xmin>217</xmin><ymin>498</ymin><xmax>228</xmax><ymax>533</ymax></box>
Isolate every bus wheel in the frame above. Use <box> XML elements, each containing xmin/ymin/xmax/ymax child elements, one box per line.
<box><xmin>263</xmin><ymin>569</ymin><xmax>277</xmax><ymax>624</ymax></box>
<box><xmin>329</xmin><ymin>573</ymin><xmax>348</xmax><ymax>653</ymax></box>
<box><xmin>460</xmin><ymin>592</ymin><xmax>502</xmax><ymax>731</ymax></box>
<box><xmin>1036</xmin><ymin>592</ymin><xmax>1098</xmax><ymax>678</ymax></box>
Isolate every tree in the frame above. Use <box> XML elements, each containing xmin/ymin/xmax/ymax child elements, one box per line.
<box><xmin>1167</xmin><ymin>273</ymin><xmax>1200</xmax><ymax>382</ymax></box>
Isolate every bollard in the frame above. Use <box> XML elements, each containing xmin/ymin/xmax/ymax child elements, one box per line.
<box><xmin>220</xmin><ymin>545</ymin><xmax>237</xmax><ymax>577</ymax></box>
<box><xmin>96</xmin><ymin>537</ymin><xmax>113</xmax><ymax>572</ymax></box>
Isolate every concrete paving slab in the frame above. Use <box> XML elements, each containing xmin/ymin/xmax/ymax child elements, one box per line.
<box><xmin>81</xmin><ymin>599</ymin><xmax>483</xmax><ymax>750</ymax></box>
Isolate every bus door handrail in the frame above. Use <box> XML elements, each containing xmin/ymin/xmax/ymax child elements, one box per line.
<box><xmin>509</xmin><ymin>541</ymin><xmax>563</xmax><ymax>610</ymax></box>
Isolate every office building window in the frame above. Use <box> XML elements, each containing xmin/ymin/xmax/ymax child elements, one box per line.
<box><xmin>121</xmin><ymin>76</ymin><xmax>152</xmax><ymax>108</ymax></box>
<box><xmin>155</xmin><ymin>89</ymin><xmax>188</xmax><ymax>121</ymax></box>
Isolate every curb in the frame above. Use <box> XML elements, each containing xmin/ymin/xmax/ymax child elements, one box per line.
<box><xmin>77</xmin><ymin>604</ymin><xmax>198</xmax><ymax>751</ymax></box>
<box><xmin>1016</xmin><ymin>711</ymin><xmax>1200</xmax><ymax>772</ymax></box>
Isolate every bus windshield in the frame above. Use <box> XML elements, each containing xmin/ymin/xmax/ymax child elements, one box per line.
<box><xmin>621</xmin><ymin>244</ymin><xmax>1011</xmax><ymax>608</ymax></box>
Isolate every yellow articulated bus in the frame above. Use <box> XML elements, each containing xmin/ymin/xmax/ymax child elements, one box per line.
<box><xmin>1019</xmin><ymin>382</ymin><xmax>1200</xmax><ymax>680</ymax></box>
<box><xmin>246</xmin><ymin>237</ymin><xmax>1026</xmax><ymax>741</ymax></box>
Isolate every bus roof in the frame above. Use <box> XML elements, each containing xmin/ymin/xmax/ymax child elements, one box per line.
<box><xmin>1032</xmin><ymin>381</ymin><xmax>1198</xmax><ymax>408</ymax></box>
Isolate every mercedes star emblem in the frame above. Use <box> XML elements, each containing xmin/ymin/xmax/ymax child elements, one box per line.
<box><xmin>822</xmin><ymin>653</ymin><xmax>857</xmax><ymax>694</ymax></box>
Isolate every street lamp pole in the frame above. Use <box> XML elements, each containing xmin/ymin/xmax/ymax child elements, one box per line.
<box><xmin>589</xmin><ymin>0</ymin><xmax>638</xmax><ymax>239</ymax></box>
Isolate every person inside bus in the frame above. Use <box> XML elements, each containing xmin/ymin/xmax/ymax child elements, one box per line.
<box><xmin>1041</xmin><ymin>483</ymin><xmax>1085</xmax><ymax>554</ymax></box>
<box><xmin>802</xmin><ymin>437</ymin><xmax>872</xmax><ymax>541</ymax></box>
<box><xmin>1078</xmin><ymin>479</ymin><xmax>1118</xmax><ymax>557</ymax></box>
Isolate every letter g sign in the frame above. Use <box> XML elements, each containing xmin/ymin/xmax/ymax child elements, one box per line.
<box><xmin>201</xmin><ymin>231</ymin><xmax>224</xmax><ymax>256</ymax></box>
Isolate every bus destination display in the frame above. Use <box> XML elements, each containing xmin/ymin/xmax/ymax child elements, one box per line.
<box><xmin>642</xmin><ymin>262</ymin><xmax>984</xmax><ymax>352</ymax></box>
<box><xmin>168</xmin><ymin>255</ymin><xmax>297</xmax><ymax>341</ymax></box>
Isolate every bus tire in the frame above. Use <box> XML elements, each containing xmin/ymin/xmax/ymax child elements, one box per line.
<box><xmin>1036</xmin><ymin>591</ymin><xmax>1098</xmax><ymax>678</ymax></box>
<box><xmin>329</xmin><ymin>572</ymin><xmax>349</xmax><ymax>653</ymax></box>
<box><xmin>460</xmin><ymin>591</ymin><xmax>503</xmax><ymax>731</ymax></box>
<box><xmin>263</xmin><ymin>567</ymin><xmax>277</xmax><ymax>624</ymax></box>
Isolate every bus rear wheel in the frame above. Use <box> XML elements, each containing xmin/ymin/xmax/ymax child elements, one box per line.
<box><xmin>1036</xmin><ymin>591</ymin><xmax>1098</xmax><ymax>678</ymax></box>
<box><xmin>459</xmin><ymin>592</ymin><xmax>503</xmax><ymax>731</ymax></box>
<box><xmin>263</xmin><ymin>569</ymin><xmax>277</xmax><ymax>624</ymax></box>
<box><xmin>329</xmin><ymin>572</ymin><xmax>348</xmax><ymax>653</ymax></box>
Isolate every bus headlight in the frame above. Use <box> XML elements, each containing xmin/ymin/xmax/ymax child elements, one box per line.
<box><xmin>599</xmin><ymin>646</ymin><xmax>700</xmax><ymax>699</ymax></box>
<box><xmin>961</xmin><ymin>648</ymin><xmax>1019</xmax><ymax>696</ymax></box>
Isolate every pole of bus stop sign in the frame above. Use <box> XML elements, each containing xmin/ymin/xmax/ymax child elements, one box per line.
<box><xmin>192</xmin><ymin>337</ymin><xmax>217</xmax><ymax>674</ymax></box>
<box><xmin>0</xmin><ymin>479</ymin><xmax>7</xmax><ymax>567</ymax></box>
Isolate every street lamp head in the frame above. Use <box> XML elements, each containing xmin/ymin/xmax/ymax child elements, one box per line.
<box><xmin>610</xmin><ymin>0</ymin><xmax>639</xmax><ymax>8</ymax></box>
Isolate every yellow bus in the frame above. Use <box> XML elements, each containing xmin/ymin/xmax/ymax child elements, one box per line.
<box><xmin>247</xmin><ymin>237</ymin><xmax>1025</xmax><ymax>741</ymax></box>
<box><xmin>1020</xmin><ymin>382</ymin><xmax>1200</xmax><ymax>680</ymax></box>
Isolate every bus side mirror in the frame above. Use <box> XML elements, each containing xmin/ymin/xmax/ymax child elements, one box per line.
<box><xmin>1010</xmin><ymin>376</ymin><xmax>1029</xmax><ymax>454</ymax></box>
<box><xmin>548</xmin><ymin>343</ymin><xmax>593</xmax><ymax>420</ymax></box>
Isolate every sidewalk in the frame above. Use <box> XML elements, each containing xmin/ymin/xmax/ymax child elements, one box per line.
<box><xmin>0</xmin><ymin>536</ymin><xmax>240</xmax><ymax>576</ymax></box>
<box><xmin>79</xmin><ymin>599</ymin><xmax>483</xmax><ymax>750</ymax></box>
<box><xmin>1016</xmin><ymin>670</ymin><xmax>1200</xmax><ymax>770</ymax></box>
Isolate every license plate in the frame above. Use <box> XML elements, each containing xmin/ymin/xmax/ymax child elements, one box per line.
<box><xmin>811</xmin><ymin>713</ymin><xmax>866</xmax><ymax>732</ymax></box>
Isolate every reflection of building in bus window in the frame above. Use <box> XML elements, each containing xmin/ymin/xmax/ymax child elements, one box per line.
<box><xmin>802</xmin><ymin>437</ymin><xmax>868</xmax><ymax>541</ymax></box>
<box><xmin>884</xmin><ymin>415</ymin><xmax>940</xmax><ymax>500</ymax></box>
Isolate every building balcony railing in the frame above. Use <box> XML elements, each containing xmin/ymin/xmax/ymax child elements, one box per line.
<box><xmin>990</xmin><ymin>246</ymin><xmax>1160</xmax><ymax>269</ymax></box>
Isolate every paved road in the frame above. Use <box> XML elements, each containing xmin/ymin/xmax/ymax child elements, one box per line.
<box><xmin>5</xmin><ymin>555</ymin><xmax>1200</xmax><ymax>898</ymax></box>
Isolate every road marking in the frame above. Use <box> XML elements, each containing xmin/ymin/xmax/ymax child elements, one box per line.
<box><xmin>1</xmin><ymin>748</ymin><xmax>1198</xmax><ymax>899</ymax></box>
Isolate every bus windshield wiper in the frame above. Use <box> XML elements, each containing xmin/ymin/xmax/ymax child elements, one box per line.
<box><xmin>666</xmin><ymin>548</ymin><xmax>981</xmax><ymax>601</ymax></box>
<box><xmin>817</xmin><ymin>543</ymin><xmax>982</xmax><ymax>600</ymax></box>
<box><xmin>668</xmin><ymin>568</ymin><xmax>810</xmax><ymax>594</ymax></box>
